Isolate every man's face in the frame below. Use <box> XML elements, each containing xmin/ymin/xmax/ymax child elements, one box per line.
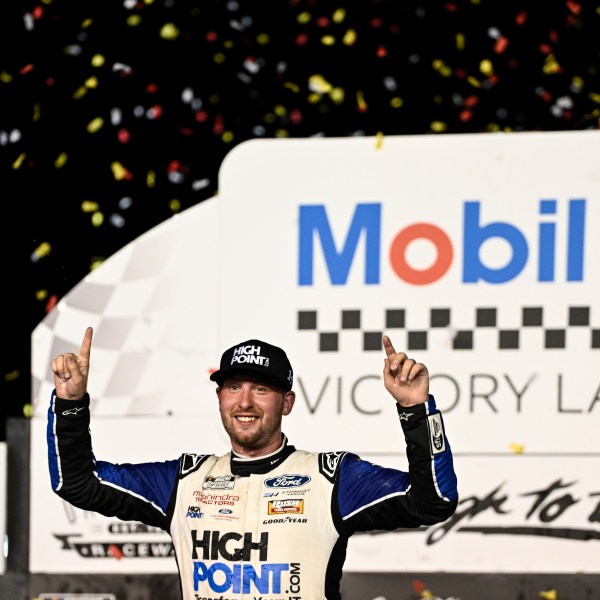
<box><xmin>216</xmin><ymin>370</ymin><xmax>295</xmax><ymax>456</ymax></box>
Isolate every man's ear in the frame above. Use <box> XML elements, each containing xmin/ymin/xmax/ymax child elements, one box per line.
<box><xmin>282</xmin><ymin>391</ymin><xmax>296</xmax><ymax>415</ymax></box>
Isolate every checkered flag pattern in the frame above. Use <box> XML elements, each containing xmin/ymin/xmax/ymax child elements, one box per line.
<box><xmin>32</xmin><ymin>200</ymin><xmax>219</xmax><ymax>417</ymax></box>
<box><xmin>297</xmin><ymin>306</ymin><xmax>600</xmax><ymax>352</ymax></box>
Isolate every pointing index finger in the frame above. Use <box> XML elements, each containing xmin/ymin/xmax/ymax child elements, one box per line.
<box><xmin>80</xmin><ymin>327</ymin><xmax>94</xmax><ymax>360</ymax></box>
<box><xmin>383</xmin><ymin>335</ymin><xmax>397</xmax><ymax>358</ymax></box>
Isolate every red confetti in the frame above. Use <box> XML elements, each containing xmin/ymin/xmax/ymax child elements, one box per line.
<box><xmin>567</xmin><ymin>1</ymin><xmax>582</xmax><ymax>15</ymax></box>
<box><xmin>494</xmin><ymin>35</ymin><xmax>509</xmax><ymax>54</ymax></box>
<box><xmin>539</xmin><ymin>43</ymin><xmax>552</xmax><ymax>55</ymax></box>
<box><xmin>290</xmin><ymin>109</ymin><xmax>303</xmax><ymax>125</ymax></box>
<box><xmin>459</xmin><ymin>109</ymin><xmax>473</xmax><ymax>122</ymax></box>
<box><xmin>117</xmin><ymin>128</ymin><xmax>130</xmax><ymax>143</ymax></box>
<box><xmin>464</xmin><ymin>95</ymin><xmax>479</xmax><ymax>107</ymax></box>
<box><xmin>45</xmin><ymin>295</ymin><xmax>58</xmax><ymax>314</ymax></box>
<box><xmin>412</xmin><ymin>579</ymin><xmax>427</xmax><ymax>593</ymax></box>
<box><xmin>195</xmin><ymin>110</ymin><xmax>208</xmax><ymax>123</ymax></box>
<box><xmin>370</xmin><ymin>17</ymin><xmax>383</xmax><ymax>28</ymax></box>
<box><xmin>167</xmin><ymin>160</ymin><xmax>182</xmax><ymax>173</ymax></box>
<box><xmin>206</xmin><ymin>31</ymin><xmax>217</xmax><ymax>42</ymax></box>
<box><xmin>148</xmin><ymin>104</ymin><xmax>163</xmax><ymax>119</ymax></box>
<box><xmin>213</xmin><ymin>114</ymin><xmax>224</xmax><ymax>134</ymax></box>
<box><xmin>316</xmin><ymin>16</ymin><xmax>330</xmax><ymax>28</ymax></box>
<box><xmin>295</xmin><ymin>32</ymin><xmax>308</xmax><ymax>45</ymax></box>
<box><xmin>19</xmin><ymin>64</ymin><xmax>34</xmax><ymax>75</ymax></box>
<box><xmin>444</xmin><ymin>2</ymin><xmax>458</xmax><ymax>12</ymax></box>
<box><xmin>376</xmin><ymin>45</ymin><xmax>387</xmax><ymax>58</ymax></box>
<box><xmin>146</xmin><ymin>83</ymin><xmax>159</xmax><ymax>93</ymax></box>
<box><xmin>515</xmin><ymin>10</ymin><xmax>528</xmax><ymax>25</ymax></box>
<box><xmin>108</xmin><ymin>544</ymin><xmax>124</xmax><ymax>560</ymax></box>
<box><xmin>32</xmin><ymin>5</ymin><xmax>44</xmax><ymax>19</ymax></box>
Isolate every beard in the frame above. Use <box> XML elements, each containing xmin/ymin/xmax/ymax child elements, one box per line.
<box><xmin>221</xmin><ymin>412</ymin><xmax>283</xmax><ymax>451</ymax></box>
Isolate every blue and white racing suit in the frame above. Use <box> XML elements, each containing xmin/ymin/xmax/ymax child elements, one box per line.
<box><xmin>48</xmin><ymin>393</ymin><xmax>458</xmax><ymax>600</ymax></box>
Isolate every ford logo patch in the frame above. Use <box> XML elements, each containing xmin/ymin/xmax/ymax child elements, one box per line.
<box><xmin>264</xmin><ymin>474</ymin><xmax>311</xmax><ymax>488</ymax></box>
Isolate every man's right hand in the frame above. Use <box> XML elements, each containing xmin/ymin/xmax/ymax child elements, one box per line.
<box><xmin>51</xmin><ymin>326</ymin><xmax>93</xmax><ymax>400</ymax></box>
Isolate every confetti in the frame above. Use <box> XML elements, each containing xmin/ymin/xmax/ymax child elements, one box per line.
<box><xmin>3</xmin><ymin>0</ymin><xmax>600</xmax><ymax>443</ymax></box>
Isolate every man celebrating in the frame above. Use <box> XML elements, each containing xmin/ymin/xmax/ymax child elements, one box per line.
<box><xmin>48</xmin><ymin>327</ymin><xmax>458</xmax><ymax>600</ymax></box>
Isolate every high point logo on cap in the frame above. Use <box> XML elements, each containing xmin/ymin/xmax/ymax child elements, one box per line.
<box><xmin>230</xmin><ymin>344</ymin><xmax>270</xmax><ymax>367</ymax></box>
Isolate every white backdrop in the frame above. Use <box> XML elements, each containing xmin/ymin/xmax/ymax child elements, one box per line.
<box><xmin>29</xmin><ymin>131</ymin><xmax>600</xmax><ymax>573</ymax></box>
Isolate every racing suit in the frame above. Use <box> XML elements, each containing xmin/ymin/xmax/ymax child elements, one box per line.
<box><xmin>48</xmin><ymin>392</ymin><xmax>458</xmax><ymax>600</ymax></box>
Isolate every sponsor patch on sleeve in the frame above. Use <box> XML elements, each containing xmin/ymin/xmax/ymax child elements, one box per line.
<box><xmin>427</xmin><ymin>413</ymin><xmax>446</xmax><ymax>455</ymax></box>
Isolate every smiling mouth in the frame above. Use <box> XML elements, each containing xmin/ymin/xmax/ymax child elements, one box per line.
<box><xmin>236</xmin><ymin>416</ymin><xmax>257</xmax><ymax>423</ymax></box>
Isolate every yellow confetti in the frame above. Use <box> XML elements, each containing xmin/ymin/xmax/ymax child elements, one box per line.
<box><xmin>90</xmin><ymin>258</ymin><xmax>104</xmax><ymax>270</ymax></box>
<box><xmin>356</xmin><ymin>90</ymin><xmax>367</xmax><ymax>112</ymax></box>
<box><xmin>86</xmin><ymin>117</ymin><xmax>104</xmax><ymax>133</ymax></box>
<box><xmin>421</xmin><ymin>590</ymin><xmax>434</xmax><ymax>599</ymax></box>
<box><xmin>32</xmin><ymin>242</ymin><xmax>51</xmax><ymax>261</ymax></box>
<box><xmin>91</xmin><ymin>54</ymin><xmax>105</xmax><ymax>67</ymax></box>
<box><xmin>390</xmin><ymin>97</ymin><xmax>403</xmax><ymax>108</ymax></box>
<box><xmin>214</xmin><ymin>52</ymin><xmax>226</xmax><ymax>64</ymax></box>
<box><xmin>539</xmin><ymin>590</ymin><xmax>558</xmax><ymax>600</ymax></box>
<box><xmin>342</xmin><ymin>29</ymin><xmax>357</xmax><ymax>46</ymax></box>
<box><xmin>54</xmin><ymin>152</ymin><xmax>68</xmax><ymax>168</ymax></box>
<box><xmin>275</xmin><ymin>129</ymin><xmax>289</xmax><ymax>138</ymax></box>
<box><xmin>297</xmin><ymin>11</ymin><xmax>311</xmax><ymax>24</ymax></box>
<box><xmin>430</xmin><ymin>121</ymin><xmax>447</xmax><ymax>132</ymax></box>
<box><xmin>111</xmin><ymin>161</ymin><xmax>129</xmax><ymax>180</ymax></box>
<box><xmin>467</xmin><ymin>75</ymin><xmax>482</xmax><ymax>88</ymax></box>
<box><xmin>456</xmin><ymin>33</ymin><xmax>465</xmax><ymax>50</ymax></box>
<box><xmin>588</xmin><ymin>92</ymin><xmax>600</xmax><ymax>104</ymax></box>
<box><xmin>72</xmin><ymin>85</ymin><xmax>88</xmax><ymax>99</ymax></box>
<box><xmin>224</xmin><ymin>40</ymin><xmax>234</xmax><ymax>49</ymax></box>
<box><xmin>82</xmin><ymin>18</ymin><xmax>93</xmax><ymax>29</ymax></box>
<box><xmin>480</xmin><ymin>59</ymin><xmax>493</xmax><ymax>76</ymax></box>
<box><xmin>307</xmin><ymin>92</ymin><xmax>321</xmax><ymax>104</ymax></box>
<box><xmin>160</xmin><ymin>23</ymin><xmax>180</xmax><ymax>40</ymax></box>
<box><xmin>85</xmin><ymin>76</ymin><xmax>98</xmax><ymax>88</ymax></box>
<box><xmin>0</xmin><ymin>71</ymin><xmax>13</xmax><ymax>83</ymax></box>
<box><xmin>543</xmin><ymin>55</ymin><xmax>561</xmax><ymax>74</ymax></box>
<box><xmin>283</xmin><ymin>82</ymin><xmax>300</xmax><ymax>93</ymax></box>
<box><xmin>329</xmin><ymin>87</ymin><xmax>345</xmax><ymax>103</ymax></box>
<box><xmin>23</xmin><ymin>403</ymin><xmax>33</xmax><ymax>418</ymax></box>
<box><xmin>321</xmin><ymin>35</ymin><xmax>335</xmax><ymax>46</ymax></box>
<box><xmin>33</xmin><ymin>103</ymin><xmax>41</xmax><ymax>121</ymax></box>
<box><xmin>256</xmin><ymin>33</ymin><xmax>269</xmax><ymax>45</ymax></box>
<box><xmin>4</xmin><ymin>370</ymin><xmax>19</xmax><ymax>382</ymax></box>
<box><xmin>12</xmin><ymin>153</ymin><xmax>26</xmax><ymax>169</ymax></box>
<box><xmin>309</xmin><ymin>74</ymin><xmax>333</xmax><ymax>94</ymax></box>
<box><xmin>81</xmin><ymin>200</ymin><xmax>99</xmax><ymax>213</ymax></box>
<box><xmin>146</xmin><ymin>170</ymin><xmax>156</xmax><ymax>188</ymax></box>
<box><xmin>91</xmin><ymin>212</ymin><xmax>104</xmax><ymax>227</ymax></box>
<box><xmin>222</xmin><ymin>130</ymin><xmax>234</xmax><ymax>143</ymax></box>
<box><xmin>375</xmin><ymin>131</ymin><xmax>384</xmax><ymax>150</ymax></box>
<box><xmin>127</xmin><ymin>14</ymin><xmax>142</xmax><ymax>26</ymax></box>
<box><xmin>509</xmin><ymin>442</ymin><xmax>525</xmax><ymax>454</ymax></box>
<box><xmin>169</xmin><ymin>199</ymin><xmax>181</xmax><ymax>213</ymax></box>
<box><xmin>274</xmin><ymin>105</ymin><xmax>287</xmax><ymax>117</ymax></box>
<box><xmin>432</xmin><ymin>59</ymin><xmax>452</xmax><ymax>77</ymax></box>
<box><xmin>333</xmin><ymin>8</ymin><xmax>346</xmax><ymax>23</ymax></box>
<box><xmin>35</xmin><ymin>289</ymin><xmax>48</xmax><ymax>301</ymax></box>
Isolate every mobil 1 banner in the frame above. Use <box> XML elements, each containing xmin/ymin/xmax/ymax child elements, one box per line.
<box><xmin>216</xmin><ymin>131</ymin><xmax>600</xmax><ymax>572</ymax></box>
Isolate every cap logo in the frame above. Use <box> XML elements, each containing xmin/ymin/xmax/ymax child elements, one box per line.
<box><xmin>230</xmin><ymin>344</ymin><xmax>270</xmax><ymax>367</ymax></box>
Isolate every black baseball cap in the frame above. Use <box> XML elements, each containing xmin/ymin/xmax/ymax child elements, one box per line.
<box><xmin>210</xmin><ymin>339</ymin><xmax>294</xmax><ymax>391</ymax></box>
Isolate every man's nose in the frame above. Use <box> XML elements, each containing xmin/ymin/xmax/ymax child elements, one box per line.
<box><xmin>237</xmin><ymin>386</ymin><xmax>255</xmax><ymax>407</ymax></box>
